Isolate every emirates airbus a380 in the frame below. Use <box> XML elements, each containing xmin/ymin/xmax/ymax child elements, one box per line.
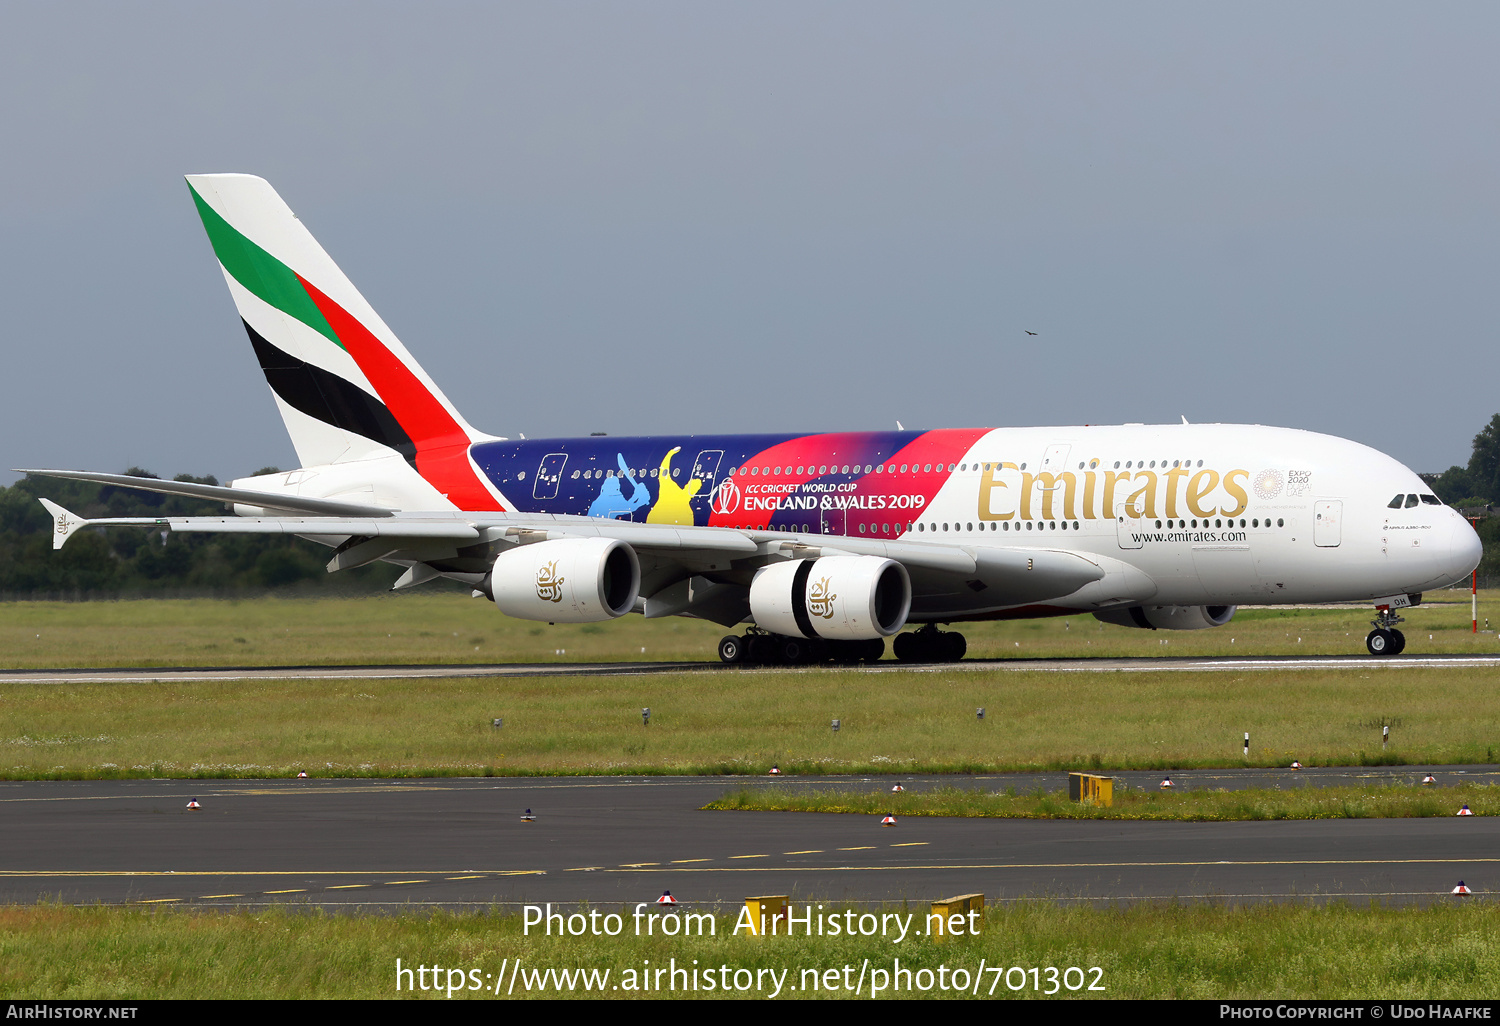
<box><xmin>27</xmin><ymin>175</ymin><xmax>1482</xmax><ymax>663</ymax></box>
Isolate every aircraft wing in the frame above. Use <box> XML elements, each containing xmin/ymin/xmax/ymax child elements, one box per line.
<box><xmin>37</xmin><ymin>494</ymin><xmax>1138</xmax><ymax>620</ymax></box>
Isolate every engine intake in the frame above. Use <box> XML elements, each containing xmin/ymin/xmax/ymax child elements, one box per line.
<box><xmin>490</xmin><ymin>537</ymin><xmax>640</xmax><ymax>622</ymax></box>
<box><xmin>1093</xmin><ymin>605</ymin><xmax>1236</xmax><ymax>631</ymax></box>
<box><xmin>750</xmin><ymin>556</ymin><xmax>911</xmax><ymax>640</ymax></box>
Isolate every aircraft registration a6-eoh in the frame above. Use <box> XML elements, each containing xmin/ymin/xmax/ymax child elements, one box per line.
<box><xmin>29</xmin><ymin>175</ymin><xmax>1483</xmax><ymax>662</ymax></box>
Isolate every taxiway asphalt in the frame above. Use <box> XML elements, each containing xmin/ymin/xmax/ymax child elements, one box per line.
<box><xmin>3</xmin><ymin>771</ymin><xmax>1493</xmax><ymax>910</ymax></box>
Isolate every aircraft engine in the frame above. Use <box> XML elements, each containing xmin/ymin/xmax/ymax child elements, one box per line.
<box><xmin>490</xmin><ymin>538</ymin><xmax>640</xmax><ymax>623</ymax></box>
<box><xmin>749</xmin><ymin>556</ymin><xmax>911</xmax><ymax>640</ymax></box>
<box><xmin>1093</xmin><ymin>605</ymin><xmax>1237</xmax><ymax>631</ymax></box>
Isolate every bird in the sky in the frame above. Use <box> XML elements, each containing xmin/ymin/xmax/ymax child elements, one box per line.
<box><xmin>1025</xmin><ymin>330</ymin><xmax>1037</xmax><ymax>335</ymax></box>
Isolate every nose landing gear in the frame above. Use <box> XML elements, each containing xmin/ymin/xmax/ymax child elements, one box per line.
<box><xmin>1366</xmin><ymin>606</ymin><xmax>1407</xmax><ymax>656</ymax></box>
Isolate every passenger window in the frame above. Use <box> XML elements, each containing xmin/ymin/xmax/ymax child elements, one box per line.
<box><xmin>1405</xmin><ymin>494</ymin><xmax>1418</xmax><ymax>508</ymax></box>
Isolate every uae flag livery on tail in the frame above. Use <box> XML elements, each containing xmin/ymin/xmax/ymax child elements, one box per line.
<box><xmin>186</xmin><ymin>175</ymin><xmax>502</xmax><ymax>512</ymax></box>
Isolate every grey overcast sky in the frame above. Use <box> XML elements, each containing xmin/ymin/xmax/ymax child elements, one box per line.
<box><xmin>2</xmin><ymin>2</ymin><xmax>1497</xmax><ymax>483</ymax></box>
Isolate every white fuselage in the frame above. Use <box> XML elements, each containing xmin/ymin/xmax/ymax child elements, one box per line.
<box><xmin>904</xmin><ymin>424</ymin><xmax>1478</xmax><ymax>611</ymax></box>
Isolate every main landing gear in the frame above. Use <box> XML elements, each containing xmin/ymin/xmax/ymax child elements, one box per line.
<box><xmin>717</xmin><ymin>629</ymin><xmax>884</xmax><ymax>666</ymax></box>
<box><xmin>1366</xmin><ymin>607</ymin><xmax>1407</xmax><ymax>657</ymax></box>
<box><xmin>717</xmin><ymin>624</ymin><xmax>969</xmax><ymax>665</ymax></box>
<box><xmin>892</xmin><ymin>624</ymin><xmax>967</xmax><ymax>663</ymax></box>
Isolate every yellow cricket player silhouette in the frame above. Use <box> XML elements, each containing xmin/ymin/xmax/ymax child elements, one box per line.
<box><xmin>646</xmin><ymin>447</ymin><xmax>703</xmax><ymax>526</ymax></box>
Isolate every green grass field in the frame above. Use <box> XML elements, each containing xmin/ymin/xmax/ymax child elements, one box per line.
<box><xmin>0</xmin><ymin>588</ymin><xmax>1495</xmax><ymax>669</ymax></box>
<box><xmin>3</xmin><ymin>902</ymin><xmax>1496</xmax><ymax>999</ymax></box>
<box><xmin>2</xmin><ymin>660</ymin><xmax>1497</xmax><ymax>778</ymax></box>
<box><xmin>4</xmin><ymin>596</ymin><xmax>1498</xmax><ymax>1000</ymax></box>
<box><xmin>707</xmin><ymin>783</ymin><xmax>1499</xmax><ymax>820</ymax></box>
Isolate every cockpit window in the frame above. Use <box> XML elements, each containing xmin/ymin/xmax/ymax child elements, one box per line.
<box><xmin>1388</xmin><ymin>495</ymin><xmax>1405</xmax><ymax>508</ymax></box>
<box><xmin>1405</xmin><ymin>494</ymin><xmax>1419</xmax><ymax>508</ymax></box>
<box><xmin>1420</xmin><ymin>494</ymin><xmax>1441</xmax><ymax>505</ymax></box>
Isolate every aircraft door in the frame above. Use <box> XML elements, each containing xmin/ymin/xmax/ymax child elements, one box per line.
<box><xmin>821</xmin><ymin>505</ymin><xmax>845</xmax><ymax>536</ymax></box>
<box><xmin>1039</xmin><ymin>444</ymin><xmax>1071</xmax><ymax>475</ymax></box>
<box><xmin>1314</xmin><ymin>500</ymin><xmax>1342</xmax><ymax>547</ymax></box>
<box><xmin>533</xmin><ymin>453</ymin><xmax>568</xmax><ymax>500</ymax></box>
<box><xmin>1115</xmin><ymin>499</ymin><xmax>1143</xmax><ymax>549</ymax></box>
<box><xmin>689</xmin><ymin>450</ymin><xmax>724</xmax><ymax>519</ymax></box>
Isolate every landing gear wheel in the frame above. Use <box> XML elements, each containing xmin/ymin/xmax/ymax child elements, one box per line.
<box><xmin>747</xmin><ymin>634</ymin><xmax>775</xmax><ymax>665</ymax></box>
<box><xmin>779</xmin><ymin>637</ymin><xmax>810</xmax><ymax>664</ymax></box>
<box><xmin>718</xmin><ymin>635</ymin><xmax>746</xmax><ymax>664</ymax></box>
<box><xmin>1366</xmin><ymin>629</ymin><xmax>1393</xmax><ymax>656</ymax></box>
<box><xmin>893</xmin><ymin>627</ymin><xmax>966</xmax><ymax>663</ymax></box>
<box><xmin>1389</xmin><ymin>629</ymin><xmax>1406</xmax><ymax>656</ymax></box>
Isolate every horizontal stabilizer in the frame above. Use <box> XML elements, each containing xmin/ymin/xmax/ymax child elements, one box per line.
<box><xmin>17</xmin><ymin>469</ymin><xmax>395</xmax><ymax>518</ymax></box>
<box><xmin>34</xmin><ymin>506</ymin><xmax>483</xmax><ymax>550</ymax></box>
<box><xmin>37</xmin><ymin>499</ymin><xmax>91</xmax><ymax>551</ymax></box>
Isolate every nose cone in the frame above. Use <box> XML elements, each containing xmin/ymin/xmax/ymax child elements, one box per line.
<box><xmin>1447</xmin><ymin>515</ymin><xmax>1483</xmax><ymax>584</ymax></box>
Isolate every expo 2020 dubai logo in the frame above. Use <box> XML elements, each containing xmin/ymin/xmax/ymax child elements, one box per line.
<box><xmin>1253</xmin><ymin>468</ymin><xmax>1283</xmax><ymax>501</ymax></box>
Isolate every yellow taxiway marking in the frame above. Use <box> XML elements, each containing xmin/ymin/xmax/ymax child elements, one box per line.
<box><xmin>838</xmin><ymin>846</ymin><xmax>876</xmax><ymax>851</ymax></box>
<box><xmin>729</xmin><ymin>854</ymin><xmax>769</xmax><ymax>859</ymax></box>
<box><xmin>445</xmin><ymin>875</ymin><xmax>484</xmax><ymax>880</ymax></box>
<box><xmin>137</xmin><ymin>898</ymin><xmax>179</xmax><ymax>904</ymax></box>
<box><xmin>890</xmin><ymin>842</ymin><xmax>930</xmax><ymax>847</ymax></box>
<box><xmin>385</xmin><ymin>880</ymin><xmax>428</xmax><ymax>885</ymax></box>
<box><xmin>566</xmin><ymin>867</ymin><xmax>604</xmax><ymax>872</ymax></box>
<box><xmin>199</xmin><ymin>894</ymin><xmax>243</xmax><ymax>899</ymax></box>
<box><xmin>264</xmin><ymin>889</ymin><xmax>306</xmax><ymax>894</ymax></box>
<box><xmin>784</xmin><ymin>850</ymin><xmax>823</xmax><ymax>855</ymax></box>
<box><xmin>671</xmin><ymin>859</ymin><xmax>712</xmax><ymax>864</ymax></box>
<box><xmin>619</xmin><ymin>863</ymin><xmax>659</xmax><ymax>868</ymax></box>
<box><xmin>327</xmin><ymin>885</ymin><xmax>369</xmax><ymax>890</ymax></box>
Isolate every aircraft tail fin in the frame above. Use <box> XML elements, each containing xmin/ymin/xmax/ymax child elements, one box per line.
<box><xmin>185</xmin><ymin>174</ymin><xmax>500</xmax><ymax>510</ymax></box>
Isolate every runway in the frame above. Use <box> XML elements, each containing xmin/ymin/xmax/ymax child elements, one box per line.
<box><xmin>3</xmin><ymin>770</ymin><xmax>1493</xmax><ymax>910</ymax></box>
<box><xmin>6</xmin><ymin>652</ymin><xmax>1500</xmax><ymax>684</ymax></box>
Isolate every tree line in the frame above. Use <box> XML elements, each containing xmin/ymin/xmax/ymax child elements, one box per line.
<box><xmin>0</xmin><ymin>469</ymin><xmax>403</xmax><ymax>598</ymax></box>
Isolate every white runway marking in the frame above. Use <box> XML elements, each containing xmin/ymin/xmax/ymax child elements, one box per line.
<box><xmin>6</xmin><ymin>653</ymin><xmax>1500</xmax><ymax>684</ymax></box>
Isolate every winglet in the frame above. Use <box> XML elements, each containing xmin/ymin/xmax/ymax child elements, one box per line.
<box><xmin>38</xmin><ymin>498</ymin><xmax>88</xmax><ymax>551</ymax></box>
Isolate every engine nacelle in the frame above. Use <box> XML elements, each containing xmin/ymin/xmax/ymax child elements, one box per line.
<box><xmin>490</xmin><ymin>538</ymin><xmax>640</xmax><ymax>623</ymax></box>
<box><xmin>749</xmin><ymin>556</ymin><xmax>911</xmax><ymax>640</ymax></box>
<box><xmin>1093</xmin><ymin>605</ymin><xmax>1237</xmax><ymax>631</ymax></box>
